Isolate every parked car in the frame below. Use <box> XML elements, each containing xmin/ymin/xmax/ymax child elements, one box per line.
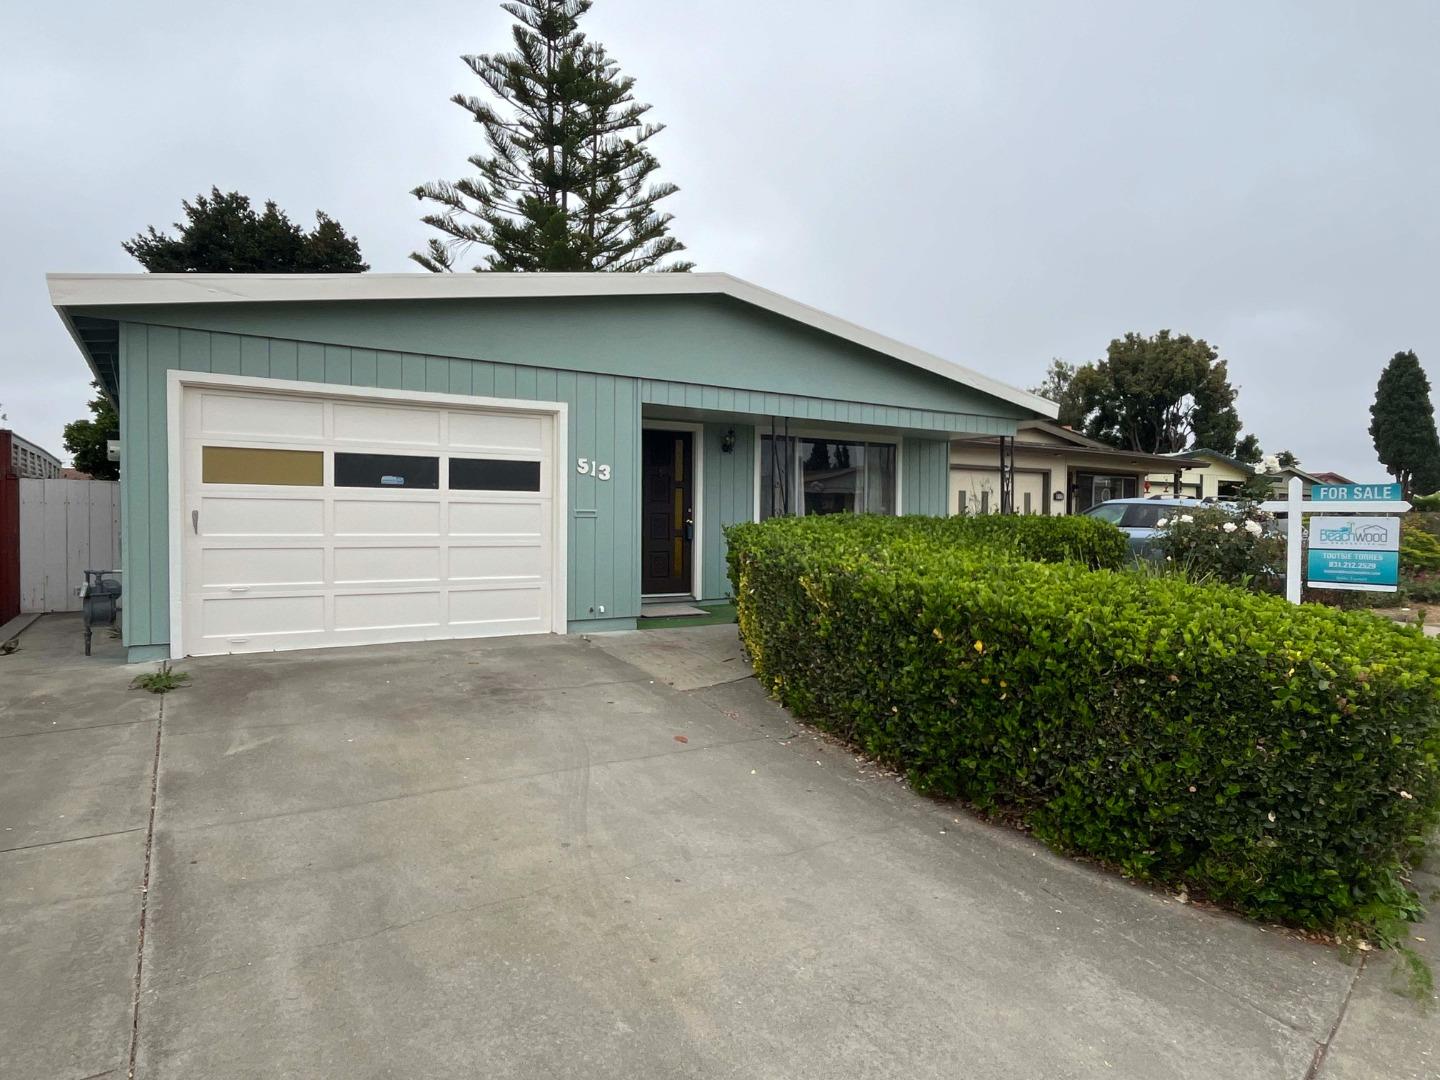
<box><xmin>1082</xmin><ymin>497</ymin><xmax>1212</xmax><ymax>557</ymax></box>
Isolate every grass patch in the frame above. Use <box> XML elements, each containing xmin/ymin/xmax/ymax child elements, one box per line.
<box><xmin>131</xmin><ymin>661</ymin><xmax>191</xmax><ymax>694</ymax></box>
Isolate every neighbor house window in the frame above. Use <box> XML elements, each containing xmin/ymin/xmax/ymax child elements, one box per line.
<box><xmin>760</xmin><ymin>435</ymin><xmax>897</xmax><ymax>518</ymax></box>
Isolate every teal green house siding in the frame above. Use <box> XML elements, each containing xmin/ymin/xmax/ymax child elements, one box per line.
<box><xmin>903</xmin><ymin>437</ymin><xmax>952</xmax><ymax>516</ymax></box>
<box><xmin>86</xmin><ymin>296</ymin><xmax>1029</xmax><ymax>424</ymax></box>
<box><xmin>700</xmin><ymin>422</ymin><xmax>756</xmax><ymax>601</ymax></box>
<box><xmin>85</xmin><ymin>291</ymin><xmax>1037</xmax><ymax>658</ymax></box>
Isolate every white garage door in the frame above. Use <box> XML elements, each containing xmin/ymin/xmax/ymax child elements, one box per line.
<box><xmin>179</xmin><ymin>384</ymin><xmax>559</xmax><ymax>656</ymax></box>
<box><xmin>950</xmin><ymin>468</ymin><xmax>1047</xmax><ymax>515</ymax></box>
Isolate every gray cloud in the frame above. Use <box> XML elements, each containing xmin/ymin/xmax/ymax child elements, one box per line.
<box><xmin>3</xmin><ymin>0</ymin><xmax>1435</xmax><ymax>481</ymax></box>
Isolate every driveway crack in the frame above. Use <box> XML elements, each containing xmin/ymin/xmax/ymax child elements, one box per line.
<box><xmin>126</xmin><ymin>697</ymin><xmax>164</xmax><ymax>1080</ymax></box>
<box><xmin>1303</xmin><ymin>952</ymin><xmax>1366</xmax><ymax>1079</ymax></box>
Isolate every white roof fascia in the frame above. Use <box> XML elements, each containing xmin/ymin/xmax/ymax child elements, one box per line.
<box><xmin>46</xmin><ymin>271</ymin><xmax>1057</xmax><ymax>418</ymax></box>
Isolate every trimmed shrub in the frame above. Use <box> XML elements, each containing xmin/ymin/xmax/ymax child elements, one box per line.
<box><xmin>738</xmin><ymin>512</ymin><xmax>1128</xmax><ymax>571</ymax></box>
<box><xmin>727</xmin><ymin>516</ymin><xmax>1440</xmax><ymax>937</ymax></box>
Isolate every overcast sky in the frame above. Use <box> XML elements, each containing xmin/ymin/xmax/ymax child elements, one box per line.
<box><xmin>3</xmin><ymin>1</ymin><xmax>1436</xmax><ymax>479</ymax></box>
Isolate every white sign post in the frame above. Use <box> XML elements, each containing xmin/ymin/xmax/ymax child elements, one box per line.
<box><xmin>1260</xmin><ymin>478</ymin><xmax>1410</xmax><ymax>604</ymax></box>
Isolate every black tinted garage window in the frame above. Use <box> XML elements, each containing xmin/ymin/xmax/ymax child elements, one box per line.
<box><xmin>334</xmin><ymin>452</ymin><xmax>439</xmax><ymax>489</ymax></box>
<box><xmin>449</xmin><ymin>458</ymin><xmax>541</xmax><ymax>492</ymax></box>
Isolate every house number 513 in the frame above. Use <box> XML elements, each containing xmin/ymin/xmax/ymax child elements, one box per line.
<box><xmin>577</xmin><ymin>458</ymin><xmax>612</xmax><ymax>481</ymax></box>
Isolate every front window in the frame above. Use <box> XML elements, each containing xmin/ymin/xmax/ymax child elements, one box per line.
<box><xmin>1073</xmin><ymin>472</ymin><xmax>1139</xmax><ymax>512</ymax></box>
<box><xmin>761</xmin><ymin>435</ymin><xmax>897</xmax><ymax>518</ymax></box>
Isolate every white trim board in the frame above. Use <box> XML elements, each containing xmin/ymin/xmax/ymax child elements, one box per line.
<box><xmin>49</xmin><ymin>271</ymin><xmax>1055</xmax><ymax>419</ymax></box>
<box><xmin>164</xmin><ymin>370</ymin><xmax>569</xmax><ymax>659</ymax></box>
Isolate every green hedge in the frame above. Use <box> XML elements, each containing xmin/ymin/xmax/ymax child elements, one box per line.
<box><xmin>736</xmin><ymin>512</ymin><xmax>1129</xmax><ymax>570</ymax></box>
<box><xmin>727</xmin><ymin>516</ymin><xmax>1440</xmax><ymax>936</ymax></box>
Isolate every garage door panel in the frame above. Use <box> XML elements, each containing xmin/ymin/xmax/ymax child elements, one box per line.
<box><xmin>182</xmin><ymin>385</ymin><xmax>558</xmax><ymax>656</ymax></box>
<box><xmin>333</xmin><ymin>499</ymin><xmax>442</xmax><ymax>536</ymax></box>
<box><xmin>448</xmin><ymin>585</ymin><xmax>546</xmax><ymax>626</ymax></box>
<box><xmin>201</xmin><ymin>547</ymin><xmax>325</xmax><ymax>588</ymax></box>
<box><xmin>201</xmin><ymin>594</ymin><xmax>327</xmax><ymax>637</ymax></box>
<box><xmin>332</xmin><ymin>403</ymin><xmax>441</xmax><ymax>446</ymax></box>
<box><xmin>333</xmin><ymin>591</ymin><xmax>442</xmax><ymax>631</ymax></box>
<box><xmin>448</xmin><ymin>501</ymin><xmax>545</xmax><ymax>537</ymax></box>
<box><xmin>448</xmin><ymin>544</ymin><xmax>545</xmax><ymax>581</ymax></box>
<box><xmin>200</xmin><ymin>392</ymin><xmax>325</xmax><ymax>439</ymax></box>
<box><xmin>202</xmin><ymin>497</ymin><xmax>325</xmax><ymax>536</ymax></box>
<box><xmin>333</xmin><ymin>546</ymin><xmax>442</xmax><ymax>584</ymax></box>
<box><xmin>449</xmin><ymin>412</ymin><xmax>545</xmax><ymax>452</ymax></box>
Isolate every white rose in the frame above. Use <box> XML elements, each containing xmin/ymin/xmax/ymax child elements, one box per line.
<box><xmin>1179</xmin><ymin>514</ymin><xmax>1194</xmax><ymax>523</ymax></box>
<box><xmin>1243</xmin><ymin>520</ymin><xmax>1263</xmax><ymax>536</ymax></box>
<box><xmin>1222</xmin><ymin>521</ymin><xmax>1238</xmax><ymax>533</ymax></box>
<box><xmin>1156</xmin><ymin>518</ymin><xmax>1168</xmax><ymax>527</ymax></box>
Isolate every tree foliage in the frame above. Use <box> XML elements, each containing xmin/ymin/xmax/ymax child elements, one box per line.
<box><xmin>412</xmin><ymin>0</ymin><xmax>690</xmax><ymax>272</ymax></box>
<box><xmin>1369</xmin><ymin>351</ymin><xmax>1440</xmax><ymax>497</ymax></box>
<box><xmin>1029</xmin><ymin>359</ymin><xmax>1087</xmax><ymax>426</ymax></box>
<box><xmin>62</xmin><ymin>383</ymin><xmax>119</xmax><ymax>480</ymax></box>
<box><xmin>123</xmin><ymin>188</ymin><xmax>368</xmax><ymax>272</ymax></box>
<box><xmin>1054</xmin><ymin>331</ymin><xmax>1257</xmax><ymax>456</ymax></box>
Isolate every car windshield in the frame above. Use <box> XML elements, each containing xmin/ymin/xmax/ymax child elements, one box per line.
<box><xmin>1086</xmin><ymin>502</ymin><xmax>1178</xmax><ymax>528</ymax></box>
<box><xmin>1119</xmin><ymin>504</ymin><xmax>1169</xmax><ymax>529</ymax></box>
<box><xmin>1085</xmin><ymin>503</ymin><xmax>1128</xmax><ymax>525</ymax></box>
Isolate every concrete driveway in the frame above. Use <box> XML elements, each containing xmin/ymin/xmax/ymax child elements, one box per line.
<box><xmin>2</xmin><ymin>614</ymin><xmax>1433</xmax><ymax>1079</ymax></box>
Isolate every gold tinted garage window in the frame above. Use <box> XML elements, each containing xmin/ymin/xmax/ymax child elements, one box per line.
<box><xmin>202</xmin><ymin>447</ymin><xmax>323</xmax><ymax>486</ymax></box>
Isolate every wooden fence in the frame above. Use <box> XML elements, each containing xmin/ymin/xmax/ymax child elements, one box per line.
<box><xmin>18</xmin><ymin>478</ymin><xmax>121</xmax><ymax>613</ymax></box>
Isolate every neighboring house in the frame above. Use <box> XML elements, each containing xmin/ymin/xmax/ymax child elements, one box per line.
<box><xmin>49</xmin><ymin>272</ymin><xmax>1053</xmax><ymax>661</ymax></box>
<box><xmin>6</xmin><ymin>431</ymin><xmax>63</xmax><ymax>479</ymax></box>
<box><xmin>1146</xmin><ymin>448</ymin><xmax>1255</xmax><ymax>500</ymax></box>
<box><xmin>1309</xmin><ymin>470</ymin><xmax>1354</xmax><ymax>485</ymax></box>
<box><xmin>1263</xmin><ymin>464</ymin><xmax>1326</xmax><ymax>498</ymax></box>
<box><xmin>950</xmin><ymin>420</ymin><xmax>1209</xmax><ymax>515</ymax></box>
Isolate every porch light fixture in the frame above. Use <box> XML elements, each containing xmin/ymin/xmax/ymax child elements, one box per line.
<box><xmin>721</xmin><ymin>428</ymin><xmax>737</xmax><ymax>453</ymax></box>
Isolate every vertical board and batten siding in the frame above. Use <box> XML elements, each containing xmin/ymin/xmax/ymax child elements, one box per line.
<box><xmin>116</xmin><ymin>319</ymin><xmax>1004</xmax><ymax>652</ymax></box>
<box><xmin>18</xmin><ymin>479</ymin><xmax>121</xmax><ymax>612</ymax></box>
<box><xmin>903</xmin><ymin>437</ymin><xmax>951</xmax><ymax>517</ymax></box>
<box><xmin>639</xmin><ymin>379</ymin><xmax>1011</xmax><ymax>437</ymax></box>
<box><xmin>119</xmin><ymin>323</ymin><xmax>641</xmax><ymax>649</ymax></box>
<box><xmin>700</xmin><ymin>423</ymin><xmax>756</xmax><ymax>601</ymax></box>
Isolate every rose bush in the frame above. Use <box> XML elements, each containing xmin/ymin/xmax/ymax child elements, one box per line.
<box><xmin>1154</xmin><ymin>505</ymin><xmax>1285</xmax><ymax>590</ymax></box>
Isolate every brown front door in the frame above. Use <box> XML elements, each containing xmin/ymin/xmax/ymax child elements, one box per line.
<box><xmin>642</xmin><ymin>429</ymin><xmax>693</xmax><ymax>594</ymax></box>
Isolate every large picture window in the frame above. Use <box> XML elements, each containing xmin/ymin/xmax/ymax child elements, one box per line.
<box><xmin>760</xmin><ymin>435</ymin><xmax>897</xmax><ymax>518</ymax></box>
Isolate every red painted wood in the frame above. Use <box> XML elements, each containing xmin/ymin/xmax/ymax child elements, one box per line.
<box><xmin>0</xmin><ymin>431</ymin><xmax>19</xmax><ymax>623</ymax></box>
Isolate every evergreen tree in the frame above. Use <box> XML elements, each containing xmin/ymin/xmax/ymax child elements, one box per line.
<box><xmin>123</xmin><ymin>188</ymin><xmax>368</xmax><ymax>272</ymax></box>
<box><xmin>412</xmin><ymin>0</ymin><xmax>691</xmax><ymax>272</ymax></box>
<box><xmin>1369</xmin><ymin>350</ymin><xmax>1440</xmax><ymax>497</ymax></box>
<box><xmin>62</xmin><ymin>383</ymin><xmax>120</xmax><ymax>480</ymax></box>
<box><xmin>1063</xmin><ymin>331</ymin><xmax>1258</xmax><ymax>457</ymax></box>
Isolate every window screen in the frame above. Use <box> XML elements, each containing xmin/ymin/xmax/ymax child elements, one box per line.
<box><xmin>334</xmin><ymin>452</ymin><xmax>439</xmax><ymax>489</ymax></box>
<box><xmin>202</xmin><ymin>446</ymin><xmax>323</xmax><ymax>486</ymax></box>
<box><xmin>449</xmin><ymin>458</ymin><xmax>541</xmax><ymax>492</ymax></box>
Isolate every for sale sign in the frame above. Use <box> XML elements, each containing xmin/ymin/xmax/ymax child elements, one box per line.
<box><xmin>1306</xmin><ymin>516</ymin><xmax>1400</xmax><ymax>592</ymax></box>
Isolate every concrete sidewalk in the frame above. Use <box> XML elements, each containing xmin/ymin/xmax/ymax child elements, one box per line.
<box><xmin>1</xmin><ymin>615</ymin><xmax>1433</xmax><ymax>1079</ymax></box>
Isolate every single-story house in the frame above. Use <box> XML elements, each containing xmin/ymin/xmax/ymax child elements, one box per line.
<box><xmin>950</xmin><ymin>420</ymin><xmax>1209</xmax><ymax>515</ymax></box>
<box><xmin>48</xmin><ymin>272</ymin><xmax>1054</xmax><ymax>661</ymax></box>
<box><xmin>1145</xmin><ymin>448</ymin><xmax>1256</xmax><ymax>500</ymax></box>
<box><xmin>7</xmin><ymin>431</ymin><xmax>63</xmax><ymax>479</ymax></box>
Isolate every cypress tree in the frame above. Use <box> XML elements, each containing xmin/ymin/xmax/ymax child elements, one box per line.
<box><xmin>1369</xmin><ymin>350</ymin><xmax>1440</xmax><ymax>496</ymax></box>
<box><xmin>412</xmin><ymin>0</ymin><xmax>691</xmax><ymax>272</ymax></box>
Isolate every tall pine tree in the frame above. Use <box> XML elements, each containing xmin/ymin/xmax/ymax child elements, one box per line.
<box><xmin>412</xmin><ymin>0</ymin><xmax>691</xmax><ymax>272</ymax></box>
<box><xmin>1370</xmin><ymin>350</ymin><xmax>1440</xmax><ymax>496</ymax></box>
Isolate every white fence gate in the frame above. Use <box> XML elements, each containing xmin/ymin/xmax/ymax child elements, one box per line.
<box><xmin>19</xmin><ymin>479</ymin><xmax>121</xmax><ymax>613</ymax></box>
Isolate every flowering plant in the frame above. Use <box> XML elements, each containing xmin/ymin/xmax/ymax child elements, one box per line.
<box><xmin>1155</xmin><ymin>505</ymin><xmax>1285</xmax><ymax>591</ymax></box>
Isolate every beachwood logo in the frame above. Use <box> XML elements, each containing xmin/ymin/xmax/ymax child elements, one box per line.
<box><xmin>1316</xmin><ymin>522</ymin><xmax>1392</xmax><ymax>546</ymax></box>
